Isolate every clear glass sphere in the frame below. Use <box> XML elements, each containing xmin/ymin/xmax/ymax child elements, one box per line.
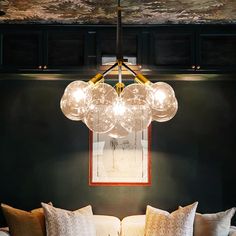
<box><xmin>119</xmin><ymin>98</ymin><xmax>152</xmax><ymax>133</ymax></box>
<box><xmin>60</xmin><ymin>80</ymin><xmax>90</xmax><ymax>121</ymax></box>
<box><xmin>148</xmin><ymin>82</ymin><xmax>176</xmax><ymax>111</ymax></box>
<box><xmin>108</xmin><ymin>122</ymin><xmax>129</xmax><ymax>139</ymax></box>
<box><xmin>152</xmin><ymin>97</ymin><xmax>178</xmax><ymax>122</ymax></box>
<box><xmin>84</xmin><ymin>83</ymin><xmax>118</xmax><ymax>133</ymax></box>
<box><xmin>112</xmin><ymin>97</ymin><xmax>127</xmax><ymax>120</ymax></box>
<box><xmin>122</xmin><ymin>83</ymin><xmax>150</xmax><ymax>101</ymax></box>
<box><xmin>118</xmin><ymin>85</ymin><xmax>152</xmax><ymax>132</ymax></box>
<box><xmin>89</xmin><ymin>83</ymin><xmax>117</xmax><ymax>103</ymax></box>
<box><xmin>107</xmin><ymin>97</ymin><xmax>130</xmax><ymax>138</ymax></box>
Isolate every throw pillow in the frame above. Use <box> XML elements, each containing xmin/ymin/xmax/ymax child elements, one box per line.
<box><xmin>145</xmin><ymin>202</ymin><xmax>198</xmax><ymax>236</ymax></box>
<box><xmin>41</xmin><ymin>203</ymin><xmax>96</xmax><ymax>236</ymax></box>
<box><xmin>194</xmin><ymin>208</ymin><xmax>236</xmax><ymax>236</ymax></box>
<box><xmin>1</xmin><ymin>203</ymin><xmax>50</xmax><ymax>236</ymax></box>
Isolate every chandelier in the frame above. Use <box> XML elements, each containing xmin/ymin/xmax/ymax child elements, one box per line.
<box><xmin>60</xmin><ymin>0</ymin><xmax>178</xmax><ymax>139</ymax></box>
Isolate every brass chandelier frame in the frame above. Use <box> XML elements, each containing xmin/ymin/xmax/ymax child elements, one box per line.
<box><xmin>60</xmin><ymin>0</ymin><xmax>178</xmax><ymax>134</ymax></box>
<box><xmin>87</xmin><ymin>0</ymin><xmax>151</xmax><ymax>94</ymax></box>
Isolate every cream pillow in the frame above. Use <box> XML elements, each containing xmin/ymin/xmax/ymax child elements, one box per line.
<box><xmin>194</xmin><ymin>208</ymin><xmax>236</xmax><ymax>236</ymax></box>
<box><xmin>145</xmin><ymin>202</ymin><xmax>198</xmax><ymax>236</ymax></box>
<box><xmin>41</xmin><ymin>203</ymin><xmax>96</xmax><ymax>236</ymax></box>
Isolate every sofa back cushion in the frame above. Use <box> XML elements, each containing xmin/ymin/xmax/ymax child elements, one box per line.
<box><xmin>93</xmin><ymin>215</ymin><xmax>120</xmax><ymax>236</ymax></box>
<box><xmin>121</xmin><ymin>215</ymin><xmax>145</xmax><ymax>236</ymax></box>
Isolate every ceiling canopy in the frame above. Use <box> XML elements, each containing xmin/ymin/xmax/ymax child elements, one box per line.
<box><xmin>0</xmin><ymin>0</ymin><xmax>235</xmax><ymax>24</ymax></box>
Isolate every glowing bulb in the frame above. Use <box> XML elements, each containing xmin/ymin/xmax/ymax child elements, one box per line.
<box><xmin>117</xmin><ymin>84</ymin><xmax>152</xmax><ymax>132</ymax></box>
<box><xmin>84</xmin><ymin>83</ymin><xmax>118</xmax><ymax>133</ymax></box>
<box><xmin>147</xmin><ymin>82</ymin><xmax>176</xmax><ymax>111</ymax></box>
<box><xmin>154</xmin><ymin>90</ymin><xmax>167</xmax><ymax>105</ymax></box>
<box><xmin>60</xmin><ymin>80</ymin><xmax>90</xmax><ymax>121</ymax></box>
<box><xmin>113</xmin><ymin>98</ymin><xmax>126</xmax><ymax>117</ymax></box>
<box><xmin>146</xmin><ymin>81</ymin><xmax>178</xmax><ymax>122</ymax></box>
<box><xmin>152</xmin><ymin>96</ymin><xmax>178</xmax><ymax>122</ymax></box>
<box><xmin>119</xmin><ymin>98</ymin><xmax>152</xmax><ymax>133</ymax></box>
<box><xmin>72</xmin><ymin>89</ymin><xmax>86</xmax><ymax>102</ymax></box>
<box><xmin>122</xmin><ymin>83</ymin><xmax>149</xmax><ymax>101</ymax></box>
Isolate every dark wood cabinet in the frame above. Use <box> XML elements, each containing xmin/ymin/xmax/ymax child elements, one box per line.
<box><xmin>150</xmin><ymin>29</ymin><xmax>195</xmax><ymax>71</ymax></box>
<box><xmin>2</xmin><ymin>31</ymin><xmax>43</xmax><ymax>70</ymax></box>
<box><xmin>197</xmin><ymin>33</ymin><xmax>236</xmax><ymax>72</ymax></box>
<box><xmin>46</xmin><ymin>30</ymin><xmax>85</xmax><ymax>69</ymax></box>
<box><xmin>85</xmin><ymin>31</ymin><xmax>98</xmax><ymax>66</ymax></box>
<box><xmin>0</xmin><ymin>32</ymin><xmax>2</xmax><ymax>69</ymax></box>
<box><xmin>98</xmin><ymin>28</ymin><xmax>139</xmax><ymax>64</ymax></box>
<box><xmin>0</xmin><ymin>24</ymin><xmax>236</xmax><ymax>74</ymax></box>
<box><xmin>99</xmin><ymin>29</ymin><xmax>116</xmax><ymax>57</ymax></box>
<box><xmin>139</xmin><ymin>31</ymin><xmax>151</xmax><ymax>66</ymax></box>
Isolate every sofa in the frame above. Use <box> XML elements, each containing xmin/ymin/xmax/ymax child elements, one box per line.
<box><xmin>1</xmin><ymin>214</ymin><xmax>236</xmax><ymax>236</ymax></box>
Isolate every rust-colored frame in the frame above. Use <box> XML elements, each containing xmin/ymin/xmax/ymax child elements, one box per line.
<box><xmin>89</xmin><ymin>126</ymin><xmax>152</xmax><ymax>186</ymax></box>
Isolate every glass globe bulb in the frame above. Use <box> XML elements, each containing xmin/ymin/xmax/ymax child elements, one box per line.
<box><xmin>112</xmin><ymin>97</ymin><xmax>127</xmax><ymax>119</ymax></box>
<box><xmin>107</xmin><ymin>97</ymin><xmax>130</xmax><ymax>138</ymax></box>
<box><xmin>148</xmin><ymin>82</ymin><xmax>176</xmax><ymax>111</ymax></box>
<box><xmin>88</xmin><ymin>83</ymin><xmax>117</xmax><ymax>102</ymax></box>
<box><xmin>119</xmin><ymin>98</ymin><xmax>152</xmax><ymax>133</ymax></box>
<box><xmin>60</xmin><ymin>80</ymin><xmax>90</xmax><ymax>121</ymax></box>
<box><xmin>108</xmin><ymin>122</ymin><xmax>129</xmax><ymax>139</ymax></box>
<box><xmin>122</xmin><ymin>83</ymin><xmax>149</xmax><ymax>101</ymax></box>
<box><xmin>84</xmin><ymin>83</ymin><xmax>118</xmax><ymax>133</ymax></box>
<box><xmin>152</xmin><ymin>96</ymin><xmax>178</xmax><ymax>122</ymax></box>
<box><xmin>118</xmin><ymin>85</ymin><xmax>152</xmax><ymax>133</ymax></box>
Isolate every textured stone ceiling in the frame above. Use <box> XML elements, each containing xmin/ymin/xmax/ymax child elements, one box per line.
<box><xmin>0</xmin><ymin>0</ymin><xmax>236</xmax><ymax>24</ymax></box>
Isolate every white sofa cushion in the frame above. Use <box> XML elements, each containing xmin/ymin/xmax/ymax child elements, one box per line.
<box><xmin>0</xmin><ymin>215</ymin><xmax>121</xmax><ymax>236</ymax></box>
<box><xmin>93</xmin><ymin>215</ymin><xmax>120</xmax><ymax>236</ymax></box>
<box><xmin>121</xmin><ymin>215</ymin><xmax>145</xmax><ymax>236</ymax></box>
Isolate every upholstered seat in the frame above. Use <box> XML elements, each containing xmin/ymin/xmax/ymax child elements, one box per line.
<box><xmin>121</xmin><ymin>215</ymin><xmax>236</xmax><ymax>236</ymax></box>
<box><xmin>1</xmin><ymin>215</ymin><xmax>236</xmax><ymax>236</ymax></box>
<box><xmin>0</xmin><ymin>215</ymin><xmax>121</xmax><ymax>236</ymax></box>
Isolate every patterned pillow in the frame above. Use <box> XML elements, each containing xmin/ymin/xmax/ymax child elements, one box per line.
<box><xmin>41</xmin><ymin>203</ymin><xmax>96</xmax><ymax>236</ymax></box>
<box><xmin>145</xmin><ymin>202</ymin><xmax>198</xmax><ymax>236</ymax></box>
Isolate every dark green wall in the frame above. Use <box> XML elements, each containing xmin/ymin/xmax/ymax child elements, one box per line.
<box><xmin>0</xmin><ymin>78</ymin><xmax>236</xmax><ymax>226</ymax></box>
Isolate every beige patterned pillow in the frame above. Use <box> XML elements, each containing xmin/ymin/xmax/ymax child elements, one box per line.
<box><xmin>194</xmin><ymin>208</ymin><xmax>236</xmax><ymax>236</ymax></box>
<box><xmin>41</xmin><ymin>203</ymin><xmax>96</xmax><ymax>236</ymax></box>
<box><xmin>145</xmin><ymin>202</ymin><xmax>198</xmax><ymax>236</ymax></box>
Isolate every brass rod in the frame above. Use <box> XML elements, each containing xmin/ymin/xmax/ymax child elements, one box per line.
<box><xmin>122</xmin><ymin>62</ymin><xmax>137</xmax><ymax>76</ymax></box>
<box><xmin>116</xmin><ymin>0</ymin><xmax>123</xmax><ymax>61</ymax></box>
<box><xmin>103</xmin><ymin>62</ymin><xmax>118</xmax><ymax>76</ymax></box>
<box><xmin>88</xmin><ymin>73</ymin><xmax>104</xmax><ymax>85</ymax></box>
<box><xmin>135</xmin><ymin>73</ymin><xmax>151</xmax><ymax>85</ymax></box>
